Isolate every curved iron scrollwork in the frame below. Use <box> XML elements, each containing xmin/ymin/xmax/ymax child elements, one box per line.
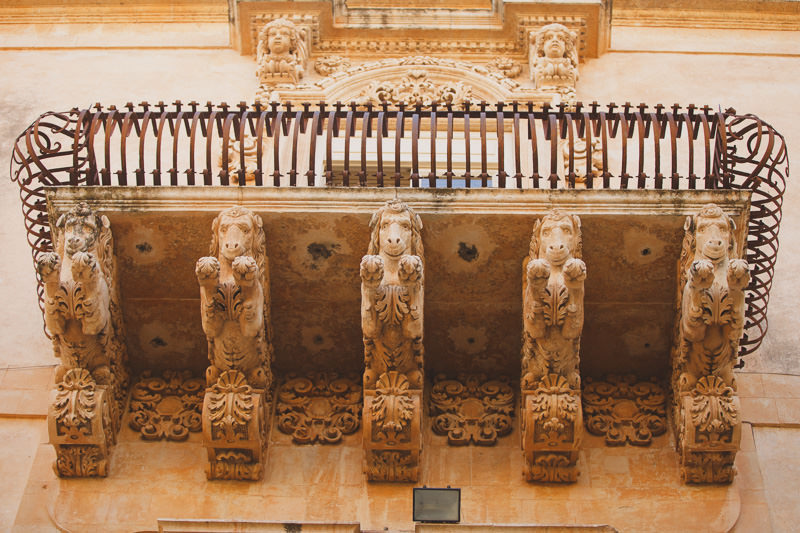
<box><xmin>8</xmin><ymin>102</ymin><xmax>788</xmax><ymax>360</ymax></box>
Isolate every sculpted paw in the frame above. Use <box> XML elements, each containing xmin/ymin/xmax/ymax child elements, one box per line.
<box><xmin>563</xmin><ymin>258</ymin><xmax>587</xmax><ymax>288</ymax></box>
<box><xmin>232</xmin><ymin>256</ymin><xmax>258</xmax><ymax>287</ymax></box>
<box><xmin>398</xmin><ymin>255</ymin><xmax>423</xmax><ymax>284</ymax></box>
<box><xmin>196</xmin><ymin>256</ymin><xmax>220</xmax><ymax>286</ymax></box>
<box><xmin>36</xmin><ymin>252</ymin><xmax>61</xmax><ymax>282</ymax></box>
<box><xmin>70</xmin><ymin>252</ymin><xmax>98</xmax><ymax>283</ymax></box>
<box><xmin>360</xmin><ymin>255</ymin><xmax>384</xmax><ymax>288</ymax></box>
<box><xmin>689</xmin><ymin>259</ymin><xmax>715</xmax><ymax>289</ymax></box>
<box><xmin>527</xmin><ymin>258</ymin><xmax>550</xmax><ymax>287</ymax></box>
<box><xmin>728</xmin><ymin>259</ymin><xmax>750</xmax><ymax>290</ymax></box>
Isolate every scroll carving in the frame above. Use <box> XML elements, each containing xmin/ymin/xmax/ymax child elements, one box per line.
<box><xmin>361</xmin><ymin>200</ymin><xmax>424</xmax><ymax>482</ymax></box>
<box><xmin>583</xmin><ymin>375</ymin><xmax>667</xmax><ymax>446</ymax></box>
<box><xmin>129</xmin><ymin>371</ymin><xmax>204</xmax><ymax>441</ymax></box>
<box><xmin>487</xmin><ymin>56</ymin><xmax>522</xmax><ymax>79</ymax></box>
<box><xmin>358</xmin><ymin>69</ymin><xmax>473</xmax><ymax>107</ymax></box>
<box><xmin>521</xmin><ymin>210</ymin><xmax>585</xmax><ymax>483</ymax></box>
<box><xmin>430</xmin><ymin>375</ymin><xmax>514</xmax><ymax>446</ymax></box>
<box><xmin>197</xmin><ymin>206</ymin><xmax>273</xmax><ymax>480</ymax></box>
<box><xmin>315</xmin><ymin>55</ymin><xmax>351</xmax><ymax>76</ymax></box>
<box><xmin>256</xmin><ymin>18</ymin><xmax>308</xmax><ymax>85</ymax></box>
<box><xmin>38</xmin><ymin>203</ymin><xmax>128</xmax><ymax>477</ymax></box>
<box><xmin>277</xmin><ymin>373</ymin><xmax>361</xmax><ymax>444</ymax></box>
<box><xmin>672</xmin><ymin>204</ymin><xmax>748</xmax><ymax>483</ymax></box>
<box><xmin>529</xmin><ymin>23</ymin><xmax>578</xmax><ymax>101</ymax></box>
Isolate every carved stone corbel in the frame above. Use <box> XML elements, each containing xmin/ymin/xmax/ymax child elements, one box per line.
<box><xmin>360</xmin><ymin>200</ymin><xmax>424</xmax><ymax>482</ymax></box>
<box><xmin>256</xmin><ymin>18</ymin><xmax>309</xmax><ymax>86</ymax></box>
<box><xmin>520</xmin><ymin>210</ymin><xmax>585</xmax><ymax>483</ymax></box>
<box><xmin>37</xmin><ymin>203</ymin><xmax>129</xmax><ymax>477</ymax></box>
<box><xmin>672</xmin><ymin>204</ymin><xmax>748</xmax><ymax>483</ymax></box>
<box><xmin>196</xmin><ymin>206</ymin><xmax>273</xmax><ymax>480</ymax></box>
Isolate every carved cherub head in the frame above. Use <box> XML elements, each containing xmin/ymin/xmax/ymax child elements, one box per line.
<box><xmin>368</xmin><ymin>200</ymin><xmax>424</xmax><ymax>259</ymax></box>
<box><xmin>529</xmin><ymin>210</ymin><xmax>582</xmax><ymax>266</ymax></box>
<box><xmin>258</xmin><ymin>18</ymin><xmax>307</xmax><ymax>59</ymax></box>
<box><xmin>56</xmin><ymin>202</ymin><xmax>110</xmax><ymax>257</ymax></box>
<box><xmin>531</xmin><ymin>23</ymin><xmax>578</xmax><ymax>65</ymax></box>
<box><xmin>684</xmin><ymin>204</ymin><xmax>737</xmax><ymax>263</ymax></box>
<box><xmin>210</xmin><ymin>206</ymin><xmax>266</xmax><ymax>268</ymax></box>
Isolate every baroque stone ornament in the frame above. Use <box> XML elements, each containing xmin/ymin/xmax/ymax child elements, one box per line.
<box><xmin>256</xmin><ymin>18</ymin><xmax>308</xmax><ymax>85</ymax></box>
<box><xmin>529</xmin><ymin>23</ymin><xmax>579</xmax><ymax>101</ymax></box>
<box><xmin>361</xmin><ymin>200</ymin><xmax>424</xmax><ymax>482</ymax></box>
<box><xmin>487</xmin><ymin>56</ymin><xmax>522</xmax><ymax>79</ymax></box>
<box><xmin>430</xmin><ymin>374</ymin><xmax>514</xmax><ymax>446</ymax></box>
<box><xmin>358</xmin><ymin>69</ymin><xmax>473</xmax><ymax>107</ymax></box>
<box><xmin>38</xmin><ymin>203</ymin><xmax>128</xmax><ymax>477</ymax></box>
<box><xmin>128</xmin><ymin>371</ymin><xmax>204</xmax><ymax>441</ymax></box>
<box><xmin>314</xmin><ymin>55</ymin><xmax>351</xmax><ymax>76</ymax></box>
<box><xmin>277</xmin><ymin>373</ymin><xmax>361</xmax><ymax>444</ymax></box>
<box><xmin>197</xmin><ymin>206</ymin><xmax>273</xmax><ymax>480</ymax></box>
<box><xmin>583</xmin><ymin>375</ymin><xmax>667</xmax><ymax>446</ymax></box>
<box><xmin>521</xmin><ymin>210</ymin><xmax>586</xmax><ymax>483</ymax></box>
<box><xmin>672</xmin><ymin>204</ymin><xmax>748</xmax><ymax>484</ymax></box>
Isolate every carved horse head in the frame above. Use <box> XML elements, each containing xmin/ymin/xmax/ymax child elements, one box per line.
<box><xmin>367</xmin><ymin>200</ymin><xmax>424</xmax><ymax>260</ymax></box>
<box><xmin>210</xmin><ymin>206</ymin><xmax>267</xmax><ymax>274</ymax></box>
<box><xmin>529</xmin><ymin>210</ymin><xmax>582</xmax><ymax>266</ymax></box>
<box><xmin>56</xmin><ymin>202</ymin><xmax>110</xmax><ymax>258</ymax></box>
<box><xmin>684</xmin><ymin>204</ymin><xmax>737</xmax><ymax>264</ymax></box>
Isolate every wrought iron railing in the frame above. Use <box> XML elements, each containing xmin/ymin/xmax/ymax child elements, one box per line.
<box><xmin>10</xmin><ymin>102</ymin><xmax>788</xmax><ymax>361</ymax></box>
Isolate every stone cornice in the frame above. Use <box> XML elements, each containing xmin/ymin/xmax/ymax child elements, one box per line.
<box><xmin>0</xmin><ymin>0</ymin><xmax>228</xmax><ymax>24</ymax></box>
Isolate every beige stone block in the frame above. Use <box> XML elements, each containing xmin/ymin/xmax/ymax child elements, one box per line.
<box><xmin>740</xmin><ymin>423</ymin><xmax>756</xmax><ymax>452</ymax></box>
<box><xmin>735</xmin><ymin>452</ymin><xmax>764</xmax><ymax>490</ymax></box>
<box><xmin>0</xmin><ymin>366</ymin><xmax>54</xmax><ymax>390</ymax></box>
<box><xmin>731</xmin><ymin>502</ymin><xmax>773</xmax><ymax>533</ymax></box>
<box><xmin>776</xmin><ymin>398</ymin><xmax>800</xmax><ymax>426</ymax></box>
<box><xmin>760</xmin><ymin>374</ymin><xmax>800</xmax><ymax>399</ymax></box>
<box><xmin>741</xmin><ymin>398</ymin><xmax>780</xmax><ymax>426</ymax></box>
<box><xmin>736</xmin><ymin>373</ymin><xmax>764</xmax><ymax>398</ymax></box>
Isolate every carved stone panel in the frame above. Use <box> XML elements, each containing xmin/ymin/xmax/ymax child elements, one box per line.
<box><xmin>361</xmin><ymin>199</ymin><xmax>424</xmax><ymax>482</ymax></box>
<box><xmin>38</xmin><ymin>202</ymin><xmax>129</xmax><ymax>477</ymax></box>
<box><xmin>583</xmin><ymin>375</ymin><xmax>667</xmax><ymax>446</ymax></box>
<box><xmin>529</xmin><ymin>23</ymin><xmax>579</xmax><ymax>101</ymax></box>
<box><xmin>197</xmin><ymin>206</ymin><xmax>274</xmax><ymax>480</ymax></box>
<box><xmin>671</xmin><ymin>203</ymin><xmax>749</xmax><ymax>484</ymax></box>
<box><xmin>521</xmin><ymin>209</ymin><xmax>585</xmax><ymax>483</ymax></box>
<box><xmin>256</xmin><ymin>18</ymin><xmax>308</xmax><ymax>85</ymax></box>
<box><xmin>430</xmin><ymin>374</ymin><xmax>514</xmax><ymax>446</ymax></box>
<box><xmin>277</xmin><ymin>373</ymin><xmax>361</xmax><ymax>444</ymax></box>
<box><xmin>128</xmin><ymin>371</ymin><xmax>204</xmax><ymax>441</ymax></box>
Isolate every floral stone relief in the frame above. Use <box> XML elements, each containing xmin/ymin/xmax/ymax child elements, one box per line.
<box><xmin>430</xmin><ymin>374</ymin><xmax>514</xmax><ymax>446</ymax></box>
<box><xmin>521</xmin><ymin>209</ymin><xmax>586</xmax><ymax>483</ymax></box>
<box><xmin>671</xmin><ymin>204</ymin><xmax>748</xmax><ymax>483</ymax></box>
<box><xmin>38</xmin><ymin>203</ymin><xmax>129</xmax><ymax>477</ymax></box>
<box><xmin>197</xmin><ymin>206</ymin><xmax>273</xmax><ymax>480</ymax></box>
<box><xmin>277</xmin><ymin>373</ymin><xmax>361</xmax><ymax>444</ymax></box>
<box><xmin>361</xmin><ymin>200</ymin><xmax>424</xmax><ymax>482</ymax></box>
<box><xmin>583</xmin><ymin>375</ymin><xmax>667</xmax><ymax>446</ymax></box>
<box><xmin>128</xmin><ymin>371</ymin><xmax>204</xmax><ymax>441</ymax></box>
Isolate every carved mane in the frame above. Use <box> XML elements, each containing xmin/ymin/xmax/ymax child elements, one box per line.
<box><xmin>367</xmin><ymin>200</ymin><xmax>424</xmax><ymax>260</ymax></box>
<box><xmin>528</xmin><ymin>210</ymin><xmax>583</xmax><ymax>260</ymax></box>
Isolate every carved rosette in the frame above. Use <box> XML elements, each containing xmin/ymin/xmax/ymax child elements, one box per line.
<box><xmin>521</xmin><ymin>210</ymin><xmax>585</xmax><ymax>483</ymax></box>
<box><xmin>197</xmin><ymin>206</ymin><xmax>273</xmax><ymax>480</ymax></box>
<box><xmin>202</xmin><ymin>370</ymin><xmax>267</xmax><ymax>481</ymax></box>
<box><xmin>361</xmin><ymin>200</ymin><xmax>424</xmax><ymax>482</ymax></box>
<box><xmin>583</xmin><ymin>375</ymin><xmax>667</xmax><ymax>446</ymax></box>
<box><xmin>277</xmin><ymin>373</ymin><xmax>361</xmax><ymax>444</ymax></box>
<box><xmin>128</xmin><ymin>371</ymin><xmax>204</xmax><ymax>441</ymax></box>
<box><xmin>48</xmin><ymin>368</ymin><xmax>113</xmax><ymax>477</ymax></box>
<box><xmin>38</xmin><ymin>203</ymin><xmax>129</xmax><ymax>478</ymax></box>
<box><xmin>430</xmin><ymin>374</ymin><xmax>514</xmax><ymax>446</ymax></box>
<box><xmin>671</xmin><ymin>204</ymin><xmax>748</xmax><ymax>484</ymax></box>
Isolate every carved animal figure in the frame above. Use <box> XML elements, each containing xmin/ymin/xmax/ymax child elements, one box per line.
<box><xmin>530</xmin><ymin>23</ymin><xmax>579</xmax><ymax>91</ymax></box>
<box><xmin>360</xmin><ymin>200</ymin><xmax>424</xmax><ymax>389</ymax></box>
<box><xmin>256</xmin><ymin>18</ymin><xmax>308</xmax><ymax>83</ymax></box>
<box><xmin>674</xmin><ymin>204</ymin><xmax>749</xmax><ymax>394</ymax></box>
<box><xmin>522</xmin><ymin>210</ymin><xmax>586</xmax><ymax>390</ymax></box>
<box><xmin>196</xmin><ymin>206</ymin><xmax>272</xmax><ymax>389</ymax></box>
<box><xmin>36</xmin><ymin>203</ymin><xmax>124</xmax><ymax>387</ymax></box>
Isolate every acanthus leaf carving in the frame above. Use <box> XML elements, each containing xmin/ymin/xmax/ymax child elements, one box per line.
<box><xmin>207</xmin><ymin>370</ymin><xmax>255</xmax><ymax>442</ymax></box>
<box><xmin>583</xmin><ymin>375</ymin><xmax>667</xmax><ymax>447</ymax></box>
<box><xmin>430</xmin><ymin>374</ymin><xmax>514</xmax><ymax>446</ymax></box>
<box><xmin>314</xmin><ymin>55</ymin><xmax>351</xmax><ymax>76</ymax></box>
<box><xmin>371</xmin><ymin>371</ymin><xmax>414</xmax><ymax>444</ymax></box>
<box><xmin>276</xmin><ymin>373</ymin><xmax>361</xmax><ymax>445</ymax></box>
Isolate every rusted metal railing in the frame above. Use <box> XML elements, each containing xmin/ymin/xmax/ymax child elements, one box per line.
<box><xmin>9</xmin><ymin>101</ymin><xmax>788</xmax><ymax>362</ymax></box>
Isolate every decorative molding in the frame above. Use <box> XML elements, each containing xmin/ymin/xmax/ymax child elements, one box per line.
<box><xmin>39</xmin><ymin>202</ymin><xmax>128</xmax><ymax>478</ymax></box>
<box><xmin>487</xmin><ymin>56</ymin><xmax>522</xmax><ymax>79</ymax></box>
<box><xmin>128</xmin><ymin>371</ymin><xmax>204</xmax><ymax>442</ymax></box>
<box><xmin>315</xmin><ymin>55</ymin><xmax>351</xmax><ymax>76</ymax></box>
<box><xmin>672</xmin><ymin>203</ymin><xmax>748</xmax><ymax>484</ymax></box>
<box><xmin>430</xmin><ymin>374</ymin><xmax>514</xmax><ymax>446</ymax></box>
<box><xmin>277</xmin><ymin>373</ymin><xmax>361</xmax><ymax>444</ymax></box>
<box><xmin>583</xmin><ymin>375</ymin><xmax>667</xmax><ymax>446</ymax></box>
<box><xmin>358</xmin><ymin>69</ymin><xmax>473</xmax><ymax>107</ymax></box>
